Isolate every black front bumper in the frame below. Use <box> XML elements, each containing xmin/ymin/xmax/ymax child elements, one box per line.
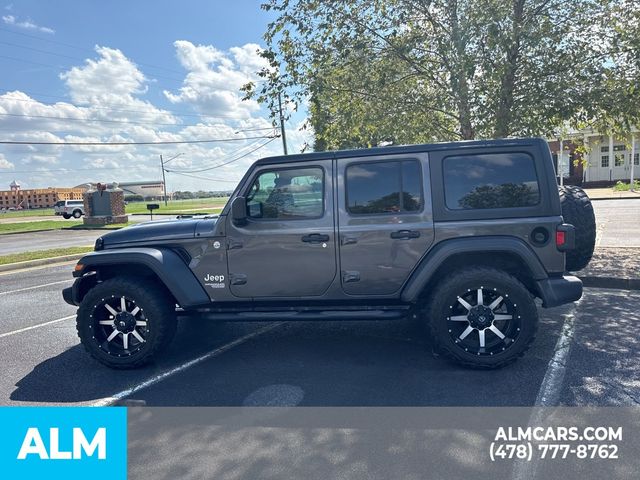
<box><xmin>62</xmin><ymin>273</ymin><xmax>97</xmax><ymax>306</ymax></box>
<box><xmin>62</xmin><ymin>286</ymin><xmax>75</xmax><ymax>306</ymax></box>
<box><xmin>536</xmin><ymin>275</ymin><xmax>583</xmax><ymax>308</ymax></box>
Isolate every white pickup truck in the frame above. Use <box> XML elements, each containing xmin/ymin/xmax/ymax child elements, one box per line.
<box><xmin>54</xmin><ymin>200</ymin><xmax>85</xmax><ymax>219</ymax></box>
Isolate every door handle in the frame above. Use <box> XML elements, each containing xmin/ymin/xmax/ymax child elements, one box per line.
<box><xmin>302</xmin><ymin>233</ymin><xmax>330</xmax><ymax>243</ymax></box>
<box><xmin>390</xmin><ymin>230</ymin><xmax>420</xmax><ymax>239</ymax></box>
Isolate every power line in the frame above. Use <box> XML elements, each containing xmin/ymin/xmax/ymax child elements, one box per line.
<box><xmin>0</xmin><ymin>166</ymin><xmax>123</xmax><ymax>174</ymax></box>
<box><xmin>165</xmin><ymin>138</ymin><xmax>266</xmax><ymax>170</ymax></box>
<box><xmin>0</xmin><ymin>40</ymin><xmax>188</xmax><ymax>84</ymax></box>
<box><xmin>165</xmin><ymin>170</ymin><xmax>240</xmax><ymax>183</ymax></box>
<box><xmin>0</xmin><ymin>26</ymin><xmax>185</xmax><ymax>75</ymax></box>
<box><xmin>0</xmin><ymin>134</ymin><xmax>279</xmax><ymax>146</ymax></box>
<box><xmin>167</xmin><ymin>137</ymin><xmax>277</xmax><ymax>173</ymax></box>
<box><xmin>0</xmin><ymin>112</ymin><xmax>277</xmax><ymax>131</ymax></box>
<box><xmin>0</xmin><ymin>90</ymin><xmax>273</xmax><ymax>121</ymax></box>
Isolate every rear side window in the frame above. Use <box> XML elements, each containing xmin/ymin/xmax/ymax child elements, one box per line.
<box><xmin>443</xmin><ymin>153</ymin><xmax>539</xmax><ymax>210</ymax></box>
<box><xmin>346</xmin><ymin>160</ymin><xmax>422</xmax><ymax>215</ymax></box>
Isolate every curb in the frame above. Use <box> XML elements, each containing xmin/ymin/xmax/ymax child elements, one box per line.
<box><xmin>588</xmin><ymin>196</ymin><xmax>640</xmax><ymax>201</ymax></box>
<box><xmin>0</xmin><ymin>253</ymin><xmax>85</xmax><ymax>273</ymax></box>
<box><xmin>579</xmin><ymin>276</ymin><xmax>640</xmax><ymax>291</ymax></box>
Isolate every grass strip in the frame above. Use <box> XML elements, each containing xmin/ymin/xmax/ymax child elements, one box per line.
<box><xmin>0</xmin><ymin>246</ymin><xmax>93</xmax><ymax>265</ymax></box>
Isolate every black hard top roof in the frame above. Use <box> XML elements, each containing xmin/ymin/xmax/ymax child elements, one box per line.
<box><xmin>255</xmin><ymin>137</ymin><xmax>546</xmax><ymax>166</ymax></box>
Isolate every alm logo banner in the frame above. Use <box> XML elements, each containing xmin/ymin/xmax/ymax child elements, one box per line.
<box><xmin>0</xmin><ymin>407</ymin><xmax>126</xmax><ymax>479</ymax></box>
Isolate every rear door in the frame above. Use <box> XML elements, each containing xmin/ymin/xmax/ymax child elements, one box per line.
<box><xmin>226</xmin><ymin>160</ymin><xmax>337</xmax><ymax>298</ymax></box>
<box><xmin>337</xmin><ymin>153</ymin><xmax>434</xmax><ymax>296</ymax></box>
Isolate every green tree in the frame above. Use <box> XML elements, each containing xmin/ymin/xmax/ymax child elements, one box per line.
<box><xmin>246</xmin><ymin>0</ymin><xmax>609</xmax><ymax>149</ymax></box>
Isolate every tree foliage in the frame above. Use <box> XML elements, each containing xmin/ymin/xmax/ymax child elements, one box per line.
<box><xmin>245</xmin><ymin>0</ymin><xmax>638</xmax><ymax>150</ymax></box>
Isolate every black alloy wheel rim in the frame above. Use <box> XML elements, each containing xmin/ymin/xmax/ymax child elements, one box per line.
<box><xmin>89</xmin><ymin>295</ymin><xmax>149</xmax><ymax>357</ymax></box>
<box><xmin>446</xmin><ymin>286</ymin><xmax>521</xmax><ymax>356</ymax></box>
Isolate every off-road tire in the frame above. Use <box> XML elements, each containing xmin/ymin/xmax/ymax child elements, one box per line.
<box><xmin>72</xmin><ymin>209</ymin><xmax>82</xmax><ymax>218</ymax></box>
<box><xmin>76</xmin><ymin>277</ymin><xmax>177</xmax><ymax>369</ymax></box>
<box><xmin>559</xmin><ymin>185</ymin><xmax>596</xmax><ymax>271</ymax></box>
<box><xmin>426</xmin><ymin>267</ymin><xmax>538</xmax><ymax>369</ymax></box>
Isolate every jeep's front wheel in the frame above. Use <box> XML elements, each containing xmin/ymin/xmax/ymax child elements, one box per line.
<box><xmin>76</xmin><ymin>277</ymin><xmax>177</xmax><ymax>369</ymax></box>
<box><xmin>426</xmin><ymin>267</ymin><xmax>538</xmax><ymax>368</ymax></box>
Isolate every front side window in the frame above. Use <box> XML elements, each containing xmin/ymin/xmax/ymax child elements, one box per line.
<box><xmin>346</xmin><ymin>160</ymin><xmax>422</xmax><ymax>215</ymax></box>
<box><xmin>246</xmin><ymin>167</ymin><xmax>323</xmax><ymax>220</ymax></box>
<box><xmin>614</xmin><ymin>154</ymin><xmax>625</xmax><ymax>167</ymax></box>
<box><xmin>601</xmin><ymin>155</ymin><xmax>609</xmax><ymax>167</ymax></box>
<box><xmin>443</xmin><ymin>153</ymin><xmax>540</xmax><ymax>210</ymax></box>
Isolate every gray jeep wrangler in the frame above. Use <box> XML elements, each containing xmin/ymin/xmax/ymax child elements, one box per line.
<box><xmin>63</xmin><ymin>138</ymin><xmax>594</xmax><ymax>369</ymax></box>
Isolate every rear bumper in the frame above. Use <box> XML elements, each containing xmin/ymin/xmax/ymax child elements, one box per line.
<box><xmin>536</xmin><ymin>275</ymin><xmax>583</xmax><ymax>308</ymax></box>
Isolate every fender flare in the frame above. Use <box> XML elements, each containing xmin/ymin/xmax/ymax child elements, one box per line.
<box><xmin>72</xmin><ymin>247</ymin><xmax>210</xmax><ymax>307</ymax></box>
<box><xmin>401</xmin><ymin>236</ymin><xmax>548</xmax><ymax>302</ymax></box>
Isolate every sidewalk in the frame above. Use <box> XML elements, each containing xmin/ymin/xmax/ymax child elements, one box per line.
<box><xmin>577</xmin><ymin>247</ymin><xmax>640</xmax><ymax>290</ymax></box>
<box><xmin>582</xmin><ymin>187</ymin><xmax>640</xmax><ymax>200</ymax></box>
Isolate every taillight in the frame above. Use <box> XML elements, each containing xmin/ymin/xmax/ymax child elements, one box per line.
<box><xmin>556</xmin><ymin>230</ymin><xmax>566</xmax><ymax>247</ymax></box>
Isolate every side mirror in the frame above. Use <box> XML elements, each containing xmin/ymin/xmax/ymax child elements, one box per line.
<box><xmin>231</xmin><ymin>196</ymin><xmax>247</xmax><ymax>226</ymax></box>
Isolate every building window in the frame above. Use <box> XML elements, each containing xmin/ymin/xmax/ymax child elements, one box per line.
<box><xmin>635</xmin><ymin>153</ymin><xmax>639</xmax><ymax>166</ymax></box>
<box><xmin>600</xmin><ymin>146</ymin><xmax>609</xmax><ymax>153</ymax></box>
<box><xmin>601</xmin><ymin>155</ymin><xmax>609</xmax><ymax>167</ymax></box>
<box><xmin>346</xmin><ymin>160</ymin><xmax>423</xmax><ymax>215</ymax></box>
<box><xmin>615</xmin><ymin>154</ymin><xmax>625</xmax><ymax>167</ymax></box>
<box><xmin>613</xmin><ymin>145</ymin><xmax>626</xmax><ymax>152</ymax></box>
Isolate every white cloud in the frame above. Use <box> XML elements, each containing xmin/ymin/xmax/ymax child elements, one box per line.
<box><xmin>0</xmin><ymin>153</ymin><xmax>14</xmax><ymax>169</ymax></box>
<box><xmin>61</xmin><ymin>46</ymin><xmax>148</xmax><ymax>103</ymax></box>
<box><xmin>163</xmin><ymin>41</ymin><xmax>268</xmax><ymax>119</ymax></box>
<box><xmin>2</xmin><ymin>14</ymin><xmax>54</xmax><ymax>34</ymax></box>
<box><xmin>0</xmin><ymin>41</ymin><xmax>311</xmax><ymax>191</ymax></box>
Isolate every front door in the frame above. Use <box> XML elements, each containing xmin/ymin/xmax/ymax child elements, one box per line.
<box><xmin>337</xmin><ymin>153</ymin><xmax>434</xmax><ymax>296</ymax></box>
<box><xmin>226</xmin><ymin>160</ymin><xmax>337</xmax><ymax>298</ymax></box>
<box><xmin>612</xmin><ymin>144</ymin><xmax>628</xmax><ymax>180</ymax></box>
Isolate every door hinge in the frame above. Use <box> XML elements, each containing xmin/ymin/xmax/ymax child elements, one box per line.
<box><xmin>228</xmin><ymin>239</ymin><xmax>243</xmax><ymax>250</ymax></box>
<box><xmin>342</xmin><ymin>271</ymin><xmax>360</xmax><ymax>283</ymax></box>
<box><xmin>230</xmin><ymin>273</ymin><xmax>247</xmax><ymax>285</ymax></box>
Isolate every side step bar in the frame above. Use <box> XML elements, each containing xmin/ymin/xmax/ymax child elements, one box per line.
<box><xmin>179</xmin><ymin>308</ymin><xmax>410</xmax><ymax>322</ymax></box>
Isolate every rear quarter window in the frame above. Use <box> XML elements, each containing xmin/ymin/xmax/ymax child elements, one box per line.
<box><xmin>443</xmin><ymin>153</ymin><xmax>540</xmax><ymax>210</ymax></box>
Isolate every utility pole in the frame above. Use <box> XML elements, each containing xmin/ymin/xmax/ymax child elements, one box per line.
<box><xmin>160</xmin><ymin>153</ymin><xmax>184</xmax><ymax>206</ymax></box>
<box><xmin>160</xmin><ymin>154</ymin><xmax>168</xmax><ymax>206</ymax></box>
<box><xmin>278</xmin><ymin>91</ymin><xmax>288</xmax><ymax>155</ymax></box>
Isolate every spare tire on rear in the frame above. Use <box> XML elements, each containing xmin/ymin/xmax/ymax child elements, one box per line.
<box><xmin>558</xmin><ymin>185</ymin><xmax>596</xmax><ymax>271</ymax></box>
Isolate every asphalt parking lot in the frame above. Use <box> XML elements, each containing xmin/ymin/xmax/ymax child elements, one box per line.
<box><xmin>1</xmin><ymin>261</ymin><xmax>638</xmax><ymax>407</ymax></box>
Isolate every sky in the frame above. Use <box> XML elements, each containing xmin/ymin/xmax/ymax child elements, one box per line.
<box><xmin>0</xmin><ymin>0</ymin><xmax>311</xmax><ymax>192</ymax></box>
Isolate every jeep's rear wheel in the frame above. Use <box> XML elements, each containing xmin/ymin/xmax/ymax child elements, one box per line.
<box><xmin>76</xmin><ymin>277</ymin><xmax>177</xmax><ymax>369</ymax></box>
<box><xmin>427</xmin><ymin>267</ymin><xmax>538</xmax><ymax>368</ymax></box>
<box><xmin>62</xmin><ymin>213</ymin><xmax>71</xmax><ymax>219</ymax></box>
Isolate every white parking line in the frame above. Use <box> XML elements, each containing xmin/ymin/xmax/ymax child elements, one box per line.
<box><xmin>0</xmin><ymin>315</ymin><xmax>76</xmax><ymax>339</ymax></box>
<box><xmin>91</xmin><ymin>322</ymin><xmax>285</xmax><ymax>407</ymax></box>
<box><xmin>512</xmin><ymin>299</ymin><xmax>581</xmax><ymax>480</ymax></box>
<box><xmin>535</xmin><ymin>299</ymin><xmax>580</xmax><ymax>406</ymax></box>
<box><xmin>0</xmin><ymin>279</ymin><xmax>70</xmax><ymax>296</ymax></box>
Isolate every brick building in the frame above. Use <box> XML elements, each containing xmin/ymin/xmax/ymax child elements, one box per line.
<box><xmin>0</xmin><ymin>180</ymin><xmax>85</xmax><ymax>209</ymax></box>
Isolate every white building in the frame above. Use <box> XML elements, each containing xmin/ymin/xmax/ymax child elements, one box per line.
<box><xmin>557</xmin><ymin>128</ymin><xmax>638</xmax><ymax>184</ymax></box>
